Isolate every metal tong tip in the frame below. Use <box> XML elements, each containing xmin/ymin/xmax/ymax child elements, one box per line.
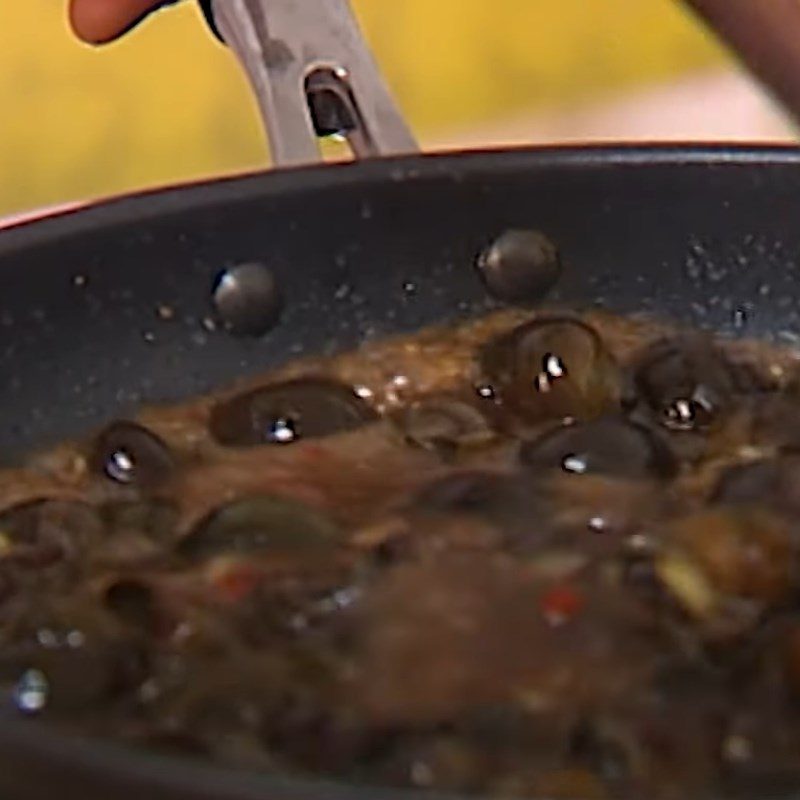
<box><xmin>209</xmin><ymin>0</ymin><xmax>417</xmax><ymax>167</ymax></box>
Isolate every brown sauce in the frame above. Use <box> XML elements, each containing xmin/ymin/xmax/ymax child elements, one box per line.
<box><xmin>2</xmin><ymin>308</ymin><xmax>800</xmax><ymax>799</ymax></box>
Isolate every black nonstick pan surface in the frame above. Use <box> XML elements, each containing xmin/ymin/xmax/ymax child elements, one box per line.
<box><xmin>0</xmin><ymin>143</ymin><xmax>799</xmax><ymax>798</ymax></box>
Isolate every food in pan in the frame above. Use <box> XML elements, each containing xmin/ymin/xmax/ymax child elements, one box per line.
<box><xmin>2</xmin><ymin>304</ymin><xmax>800</xmax><ymax>799</ymax></box>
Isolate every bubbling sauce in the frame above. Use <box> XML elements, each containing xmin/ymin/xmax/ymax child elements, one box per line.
<box><xmin>1</xmin><ymin>307</ymin><xmax>800</xmax><ymax>800</ymax></box>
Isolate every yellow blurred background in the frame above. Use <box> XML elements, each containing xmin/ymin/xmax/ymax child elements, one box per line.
<box><xmin>0</xmin><ymin>1</ymin><xmax>743</xmax><ymax>217</ymax></box>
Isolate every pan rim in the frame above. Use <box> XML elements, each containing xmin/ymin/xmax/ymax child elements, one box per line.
<box><xmin>0</xmin><ymin>141</ymin><xmax>799</xmax><ymax>259</ymax></box>
<box><xmin>0</xmin><ymin>706</ymin><xmax>464</xmax><ymax>800</ymax></box>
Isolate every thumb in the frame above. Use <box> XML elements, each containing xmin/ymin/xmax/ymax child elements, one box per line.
<box><xmin>69</xmin><ymin>0</ymin><xmax>178</xmax><ymax>44</ymax></box>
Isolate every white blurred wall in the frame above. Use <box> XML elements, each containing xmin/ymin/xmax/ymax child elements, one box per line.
<box><xmin>431</xmin><ymin>68</ymin><xmax>794</xmax><ymax>150</ymax></box>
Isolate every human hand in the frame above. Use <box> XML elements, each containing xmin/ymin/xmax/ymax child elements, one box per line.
<box><xmin>69</xmin><ymin>0</ymin><xmax>179</xmax><ymax>44</ymax></box>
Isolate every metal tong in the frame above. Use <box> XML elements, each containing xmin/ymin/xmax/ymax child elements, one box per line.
<box><xmin>208</xmin><ymin>0</ymin><xmax>417</xmax><ymax>166</ymax></box>
<box><xmin>206</xmin><ymin>0</ymin><xmax>800</xmax><ymax>168</ymax></box>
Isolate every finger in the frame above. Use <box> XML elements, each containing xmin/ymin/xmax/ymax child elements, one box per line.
<box><xmin>69</xmin><ymin>0</ymin><xmax>173</xmax><ymax>44</ymax></box>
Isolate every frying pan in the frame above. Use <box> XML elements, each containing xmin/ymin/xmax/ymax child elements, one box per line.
<box><xmin>0</xmin><ymin>2</ymin><xmax>799</xmax><ymax>799</ymax></box>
